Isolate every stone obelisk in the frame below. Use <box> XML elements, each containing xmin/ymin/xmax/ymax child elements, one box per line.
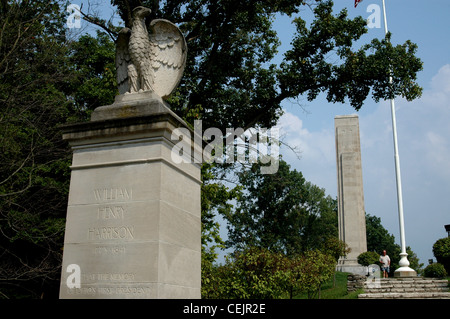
<box><xmin>335</xmin><ymin>115</ymin><xmax>367</xmax><ymax>274</ymax></box>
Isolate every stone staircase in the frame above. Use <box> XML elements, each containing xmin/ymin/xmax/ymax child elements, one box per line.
<box><xmin>358</xmin><ymin>277</ymin><xmax>450</xmax><ymax>299</ymax></box>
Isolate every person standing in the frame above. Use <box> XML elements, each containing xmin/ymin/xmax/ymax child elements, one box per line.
<box><xmin>379</xmin><ymin>250</ymin><xmax>391</xmax><ymax>278</ymax></box>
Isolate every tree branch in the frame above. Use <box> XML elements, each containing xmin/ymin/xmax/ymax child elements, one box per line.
<box><xmin>79</xmin><ymin>8</ymin><xmax>118</xmax><ymax>41</ymax></box>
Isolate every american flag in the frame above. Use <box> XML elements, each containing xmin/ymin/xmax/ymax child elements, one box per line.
<box><xmin>355</xmin><ymin>0</ymin><xmax>363</xmax><ymax>7</ymax></box>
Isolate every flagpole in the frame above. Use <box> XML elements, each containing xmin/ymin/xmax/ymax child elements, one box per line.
<box><xmin>382</xmin><ymin>0</ymin><xmax>416</xmax><ymax>277</ymax></box>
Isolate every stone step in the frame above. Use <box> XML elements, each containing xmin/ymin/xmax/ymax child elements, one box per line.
<box><xmin>358</xmin><ymin>277</ymin><xmax>449</xmax><ymax>299</ymax></box>
<box><xmin>363</xmin><ymin>283</ymin><xmax>448</xmax><ymax>290</ymax></box>
<box><xmin>363</xmin><ymin>282</ymin><xmax>448</xmax><ymax>289</ymax></box>
<box><xmin>362</xmin><ymin>287</ymin><xmax>448</xmax><ymax>293</ymax></box>
<box><xmin>358</xmin><ymin>292</ymin><xmax>450</xmax><ymax>299</ymax></box>
<box><xmin>363</xmin><ymin>279</ymin><xmax>448</xmax><ymax>289</ymax></box>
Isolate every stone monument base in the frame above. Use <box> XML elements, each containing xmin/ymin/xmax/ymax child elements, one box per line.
<box><xmin>394</xmin><ymin>253</ymin><xmax>417</xmax><ymax>278</ymax></box>
<box><xmin>394</xmin><ymin>267</ymin><xmax>417</xmax><ymax>278</ymax></box>
<box><xmin>91</xmin><ymin>92</ymin><xmax>174</xmax><ymax>121</ymax></box>
<box><xmin>59</xmin><ymin>93</ymin><xmax>202</xmax><ymax>299</ymax></box>
<box><xmin>336</xmin><ymin>257</ymin><xmax>368</xmax><ymax>275</ymax></box>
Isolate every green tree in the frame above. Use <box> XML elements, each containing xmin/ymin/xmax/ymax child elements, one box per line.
<box><xmin>0</xmin><ymin>0</ymin><xmax>74</xmax><ymax>298</ymax></box>
<box><xmin>0</xmin><ymin>2</ymin><xmax>123</xmax><ymax>299</ymax></box>
<box><xmin>201</xmin><ymin>246</ymin><xmax>335</xmax><ymax>299</ymax></box>
<box><xmin>67</xmin><ymin>31</ymin><xmax>118</xmax><ymax>120</ymax></box>
<box><xmin>200</xmin><ymin>163</ymin><xmax>242</xmax><ymax>264</ymax></box>
<box><xmin>85</xmin><ymin>0</ymin><xmax>423</xmax><ymax>132</ymax></box>
<box><xmin>294</xmin><ymin>250</ymin><xmax>335</xmax><ymax>299</ymax></box>
<box><xmin>423</xmin><ymin>263</ymin><xmax>447</xmax><ymax>278</ymax></box>
<box><xmin>83</xmin><ymin>0</ymin><xmax>423</xmax><ymax>265</ymax></box>
<box><xmin>224</xmin><ymin>160</ymin><xmax>337</xmax><ymax>255</ymax></box>
<box><xmin>202</xmin><ymin>247</ymin><xmax>291</xmax><ymax>299</ymax></box>
<box><xmin>366</xmin><ymin>214</ymin><xmax>397</xmax><ymax>254</ymax></box>
<box><xmin>279</xmin><ymin>2</ymin><xmax>422</xmax><ymax>110</ymax></box>
<box><xmin>323</xmin><ymin>237</ymin><xmax>350</xmax><ymax>263</ymax></box>
<box><xmin>365</xmin><ymin>214</ymin><xmax>422</xmax><ymax>274</ymax></box>
<box><xmin>433</xmin><ymin>237</ymin><xmax>450</xmax><ymax>274</ymax></box>
<box><xmin>357</xmin><ymin>251</ymin><xmax>380</xmax><ymax>267</ymax></box>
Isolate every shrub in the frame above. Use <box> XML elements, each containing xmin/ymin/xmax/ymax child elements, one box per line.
<box><xmin>201</xmin><ymin>247</ymin><xmax>336</xmax><ymax>299</ymax></box>
<box><xmin>290</xmin><ymin>250</ymin><xmax>336</xmax><ymax>299</ymax></box>
<box><xmin>432</xmin><ymin>237</ymin><xmax>450</xmax><ymax>274</ymax></box>
<box><xmin>423</xmin><ymin>263</ymin><xmax>447</xmax><ymax>278</ymax></box>
<box><xmin>202</xmin><ymin>247</ymin><xmax>291</xmax><ymax>299</ymax></box>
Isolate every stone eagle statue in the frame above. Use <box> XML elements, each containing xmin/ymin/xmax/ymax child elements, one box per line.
<box><xmin>116</xmin><ymin>6</ymin><xmax>187</xmax><ymax>99</ymax></box>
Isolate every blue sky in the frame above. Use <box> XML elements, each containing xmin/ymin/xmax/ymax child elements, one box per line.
<box><xmin>274</xmin><ymin>0</ymin><xmax>450</xmax><ymax>265</ymax></box>
<box><xmin>72</xmin><ymin>0</ymin><xmax>450</xmax><ymax>266</ymax></box>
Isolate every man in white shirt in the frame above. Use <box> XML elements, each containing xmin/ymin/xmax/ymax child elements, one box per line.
<box><xmin>379</xmin><ymin>250</ymin><xmax>391</xmax><ymax>278</ymax></box>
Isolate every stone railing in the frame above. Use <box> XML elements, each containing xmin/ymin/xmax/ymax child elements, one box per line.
<box><xmin>347</xmin><ymin>274</ymin><xmax>367</xmax><ymax>293</ymax></box>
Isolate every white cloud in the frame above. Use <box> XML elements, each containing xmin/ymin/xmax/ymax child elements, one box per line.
<box><xmin>277</xmin><ymin>111</ymin><xmax>336</xmax><ymax>195</ymax></box>
<box><xmin>430</xmin><ymin>64</ymin><xmax>450</xmax><ymax>94</ymax></box>
<box><xmin>359</xmin><ymin>64</ymin><xmax>450</xmax><ymax>262</ymax></box>
<box><xmin>277</xmin><ymin>64</ymin><xmax>450</xmax><ymax>264</ymax></box>
<box><xmin>396</xmin><ymin>64</ymin><xmax>450</xmax><ymax>180</ymax></box>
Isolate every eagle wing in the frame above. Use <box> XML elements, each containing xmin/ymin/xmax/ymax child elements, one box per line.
<box><xmin>149</xmin><ymin>19</ymin><xmax>187</xmax><ymax>99</ymax></box>
<box><xmin>116</xmin><ymin>27</ymin><xmax>132</xmax><ymax>95</ymax></box>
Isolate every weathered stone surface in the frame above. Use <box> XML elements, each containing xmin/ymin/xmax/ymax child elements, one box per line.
<box><xmin>115</xmin><ymin>7</ymin><xmax>187</xmax><ymax>98</ymax></box>
<box><xmin>347</xmin><ymin>274</ymin><xmax>367</xmax><ymax>292</ymax></box>
<box><xmin>59</xmin><ymin>99</ymin><xmax>201</xmax><ymax>299</ymax></box>
<box><xmin>335</xmin><ymin>115</ymin><xmax>367</xmax><ymax>271</ymax></box>
<box><xmin>358</xmin><ymin>277</ymin><xmax>450</xmax><ymax>299</ymax></box>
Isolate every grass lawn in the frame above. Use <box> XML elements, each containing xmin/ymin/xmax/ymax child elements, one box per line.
<box><xmin>294</xmin><ymin>271</ymin><xmax>362</xmax><ymax>299</ymax></box>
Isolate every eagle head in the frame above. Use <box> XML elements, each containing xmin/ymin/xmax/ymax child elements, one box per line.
<box><xmin>132</xmin><ymin>6</ymin><xmax>151</xmax><ymax>19</ymax></box>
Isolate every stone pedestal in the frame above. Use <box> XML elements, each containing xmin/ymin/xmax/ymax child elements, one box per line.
<box><xmin>59</xmin><ymin>94</ymin><xmax>202</xmax><ymax>298</ymax></box>
<box><xmin>335</xmin><ymin>115</ymin><xmax>367</xmax><ymax>272</ymax></box>
<box><xmin>336</xmin><ymin>261</ymin><xmax>368</xmax><ymax>276</ymax></box>
<box><xmin>394</xmin><ymin>253</ymin><xmax>417</xmax><ymax>277</ymax></box>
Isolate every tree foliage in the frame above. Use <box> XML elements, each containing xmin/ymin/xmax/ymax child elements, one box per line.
<box><xmin>86</xmin><ymin>0</ymin><xmax>423</xmax><ymax>131</ymax></box>
<box><xmin>67</xmin><ymin>31</ymin><xmax>117</xmax><ymax>119</ymax></box>
<box><xmin>280</xmin><ymin>2</ymin><xmax>422</xmax><ymax>110</ymax></box>
<box><xmin>291</xmin><ymin>249</ymin><xmax>335</xmax><ymax>299</ymax></box>
<box><xmin>357</xmin><ymin>251</ymin><xmax>379</xmax><ymax>267</ymax></box>
<box><xmin>365</xmin><ymin>214</ymin><xmax>422</xmax><ymax>274</ymax></box>
<box><xmin>423</xmin><ymin>262</ymin><xmax>447</xmax><ymax>279</ymax></box>
<box><xmin>200</xmin><ymin>163</ymin><xmax>242</xmax><ymax>263</ymax></box>
<box><xmin>201</xmin><ymin>246</ymin><xmax>335</xmax><ymax>299</ymax></box>
<box><xmin>224</xmin><ymin>159</ymin><xmax>337</xmax><ymax>256</ymax></box>
<box><xmin>433</xmin><ymin>237</ymin><xmax>450</xmax><ymax>274</ymax></box>
<box><xmin>365</xmin><ymin>214</ymin><xmax>397</xmax><ymax>254</ymax></box>
<box><xmin>0</xmin><ymin>0</ymin><xmax>75</xmax><ymax>299</ymax></box>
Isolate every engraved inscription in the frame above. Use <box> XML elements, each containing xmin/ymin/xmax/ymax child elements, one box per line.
<box><xmin>66</xmin><ymin>287</ymin><xmax>97</xmax><ymax>295</ymax></box>
<box><xmin>97</xmin><ymin>286</ymin><xmax>151</xmax><ymax>296</ymax></box>
<box><xmin>88</xmin><ymin>226</ymin><xmax>134</xmax><ymax>240</ymax></box>
<box><xmin>88</xmin><ymin>187</ymin><xmax>135</xmax><ymax>242</ymax></box>
<box><xmin>82</xmin><ymin>273</ymin><xmax>136</xmax><ymax>282</ymax></box>
<box><xmin>94</xmin><ymin>187</ymin><xmax>132</xmax><ymax>202</ymax></box>
<box><xmin>66</xmin><ymin>286</ymin><xmax>152</xmax><ymax>296</ymax></box>
<box><xmin>94</xmin><ymin>245</ymin><xmax>126</xmax><ymax>255</ymax></box>
<box><xmin>97</xmin><ymin>206</ymin><xmax>125</xmax><ymax>219</ymax></box>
